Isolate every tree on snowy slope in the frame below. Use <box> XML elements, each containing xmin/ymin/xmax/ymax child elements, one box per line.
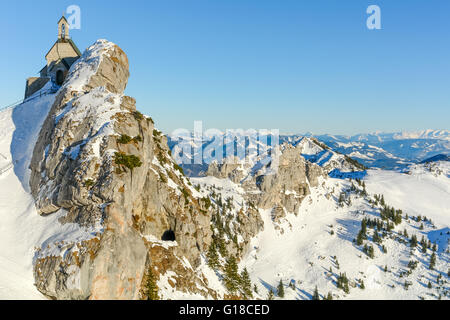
<box><xmin>224</xmin><ymin>256</ymin><xmax>240</xmax><ymax>294</ymax></box>
<box><xmin>240</xmin><ymin>268</ymin><xmax>253</xmax><ymax>299</ymax></box>
<box><xmin>206</xmin><ymin>241</ymin><xmax>219</xmax><ymax>269</ymax></box>
<box><xmin>277</xmin><ymin>280</ymin><xmax>285</xmax><ymax>298</ymax></box>
<box><xmin>142</xmin><ymin>266</ymin><xmax>159</xmax><ymax>300</ymax></box>
<box><xmin>429</xmin><ymin>252</ymin><xmax>436</xmax><ymax>270</ymax></box>
<box><xmin>312</xmin><ymin>286</ymin><xmax>320</xmax><ymax>300</ymax></box>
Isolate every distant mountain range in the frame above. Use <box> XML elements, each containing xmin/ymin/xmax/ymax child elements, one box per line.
<box><xmin>167</xmin><ymin>130</ymin><xmax>449</xmax><ymax>173</ymax></box>
<box><xmin>310</xmin><ymin>130</ymin><xmax>449</xmax><ymax>169</ymax></box>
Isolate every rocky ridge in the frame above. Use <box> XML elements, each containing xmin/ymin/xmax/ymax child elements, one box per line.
<box><xmin>29</xmin><ymin>40</ymin><xmax>217</xmax><ymax>299</ymax></box>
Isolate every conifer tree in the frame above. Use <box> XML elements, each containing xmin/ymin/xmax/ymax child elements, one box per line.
<box><xmin>142</xmin><ymin>267</ymin><xmax>159</xmax><ymax>300</ymax></box>
<box><xmin>217</xmin><ymin>234</ymin><xmax>228</xmax><ymax>257</ymax></box>
<box><xmin>360</xmin><ymin>280</ymin><xmax>365</xmax><ymax>289</ymax></box>
<box><xmin>356</xmin><ymin>230</ymin><xmax>364</xmax><ymax>246</ymax></box>
<box><xmin>224</xmin><ymin>256</ymin><xmax>240</xmax><ymax>294</ymax></box>
<box><xmin>267</xmin><ymin>289</ymin><xmax>274</xmax><ymax>300</ymax></box>
<box><xmin>277</xmin><ymin>279</ymin><xmax>285</xmax><ymax>298</ymax></box>
<box><xmin>410</xmin><ymin>234</ymin><xmax>418</xmax><ymax>248</ymax></box>
<box><xmin>312</xmin><ymin>286</ymin><xmax>320</xmax><ymax>300</ymax></box>
<box><xmin>429</xmin><ymin>252</ymin><xmax>436</xmax><ymax>270</ymax></box>
<box><xmin>361</xmin><ymin>218</ymin><xmax>367</xmax><ymax>235</ymax></box>
<box><xmin>326</xmin><ymin>292</ymin><xmax>333</xmax><ymax>300</ymax></box>
<box><xmin>207</xmin><ymin>242</ymin><xmax>219</xmax><ymax>269</ymax></box>
<box><xmin>421</xmin><ymin>243</ymin><xmax>427</xmax><ymax>254</ymax></box>
<box><xmin>337</xmin><ymin>273</ymin><xmax>350</xmax><ymax>294</ymax></box>
<box><xmin>240</xmin><ymin>268</ymin><xmax>253</xmax><ymax>299</ymax></box>
<box><xmin>373</xmin><ymin>230</ymin><xmax>381</xmax><ymax>244</ymax></box>
<box><xmin>344</xmin><ymin>282</ymin><xmax>350</xmax><ymax>294</ymax></box>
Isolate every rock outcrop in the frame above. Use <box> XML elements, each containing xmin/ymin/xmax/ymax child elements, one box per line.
<box><xmin>30</xmin><ymin>40</ymin><xmax>214</xmax><ymax>299</ymax></box>
<box><xmin>207</xmin><ymin>143</ymin><xmax>326</xmax><ymax>217</ymax></box>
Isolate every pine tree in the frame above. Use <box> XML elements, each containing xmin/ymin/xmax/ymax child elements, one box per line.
<box><xmin>325</xmin><ymin>292</ymin><xmax>333</xmax><ymax>300</ymax></box>
<box><xmin>240</xmin><ymin>268</ymin><xmax>253</xmax><ymax>299</ymax></box>
<box><xmin>429</xmin><ymin>252</ymin><xmax>436</xmax><ymax>270</ymax></box>
<box><xmin>224</xmin><ymin>256</ymin><xmax>240</xmax><ymax>294</ymax></box>
<box><xmin>206</xmin><ymin>242</ymin><xmax>219</xmax><ymax>269</ymax></box>
<box><xmin>142</xmin><ymin>267</ymin><xmax>159</xmax><ymax>300</ymax></box>
<box><xmin>410</xmin><ymin>234</ymin><xmax>418</xmax><ymax>248</ymax></box>
<box><xmin>277</xmin><ymin>279</ymin><xmax>285</xmax><ymax>298</ymax></box>
<box><xmin>363</xmin><ymin>243</ymin><xmax>368</xmax><ymax>254</ymax></box>
<box><xmin>338</xmin><ymin>193</ymin><xmax>345</xmax><ymax>205</ymax></box>
<box><xmin>361</xmin><ymin>218</ymin><xmax>367</xmax><ymax>235</ymax></box>
<box><xmin>254</xmin><ymin>284</ymin><xmax>258</xmax><ymax>294</ymax></box>
<box><xmin>344</xmin><ymin>282</ymin><xmax>350</xmax><ymax>294</ymax></box>
<box><xmin>422</xmin><ymin>243</ymin><xmax>427</xmax><ymax>254</ymax></box>
<box><xmin>337</xmin><ymin>272</ymin><xmax>350</xmax><ymax>294</ymax></box>
<box><xmin>427</xmin><ymin>281</ymin><xmax>432</xmax><ymax>289</ymax></box>
<box><xmin>367</xmin><ymin>245</ymin><xmax>375</xmax><ymax>259</ymax></box>
<box><xmin>267</xmin><ymin>289</ymin><xmax>274</xmax><ymax>300</ymax></box>
<box><xmin>360</xmin><ymin>280</ymin><xmax>365</xmax><ymax>289</ymax></box>
<box><xmin>356</xmin><ymin>230</ymin><xmax>364</xmax><ymax>246</ymax></box>
<box><xmin>312</xmin><ymin>286</ymin><xmax>320</xmax><ymax>300</ymax></box>
<box><xmin>373</xmin><ymin>230</ymin><xmax>381</xmax><ymax>244</ymax></box>
<box><xmin>217</xmin><ymin>234</ymin><xmax>228</xmax><ymax>257</ymax></box>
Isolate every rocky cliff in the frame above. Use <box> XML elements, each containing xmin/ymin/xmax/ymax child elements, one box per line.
<box><xmin>29</xmin><ymin>40</ymin><xmax>216</xmax><ymax>299</ymax></box>
<box><xmin>207</xmin><ymin>143</ymin><xmax>326</xmax><ymax>218</ymax></box>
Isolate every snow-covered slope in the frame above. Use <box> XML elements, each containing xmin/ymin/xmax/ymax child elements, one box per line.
<box><xmin>0</xmin><ymin>84</ymin><xmax>56</xmax><ymax>299</ymax></box>
<box><xmin>241</xmin><ymin>169</ymin><xmax>449</xmax><ymax>300</ymax></box>
<box><xmin>192</xmin><ymin>159</ymin><xmax>450</xmax><ymax>300</ymax></box>
<box><xmin>365</xmin><ymin>162</ymin><xmax>450</xmax><ymax>227</ymax></box>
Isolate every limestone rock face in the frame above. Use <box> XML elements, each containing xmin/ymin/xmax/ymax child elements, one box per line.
<box><xmin>207</xmin><ymin>143</ymin><xmax>326</xmax><ymax>217</ymax></box>
<box><xmin>256</xmin><ymin>144</ymin><xmax>325</xmax><ymax>213</ymax></box>
<box><xmin>29</xmin><ymin>40</ymin><xmax>214</xmax><ymax>300</ymax></box>
<box><xmin>207</xmin><ymin>157</ymin><xmax>251</xmax><ymax>184</ymax></box>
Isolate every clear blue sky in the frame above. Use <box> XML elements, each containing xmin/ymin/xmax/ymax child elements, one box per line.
<box><xmin>1</xmin><ymin>0</ymin><xmax>449</xmax><ymax>135</ymax></box>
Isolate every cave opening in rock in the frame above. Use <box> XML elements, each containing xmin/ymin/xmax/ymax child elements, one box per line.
<box><xmin>161</xmin><ymin>230</ymin><xmax>175</xmax><ymax>241</ymax></box>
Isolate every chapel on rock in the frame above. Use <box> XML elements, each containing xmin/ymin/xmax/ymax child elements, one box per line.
<box><xmin>25</xmin><ymin>16</ymin><xmax>81</xmax><ymax>98</ymax></box>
